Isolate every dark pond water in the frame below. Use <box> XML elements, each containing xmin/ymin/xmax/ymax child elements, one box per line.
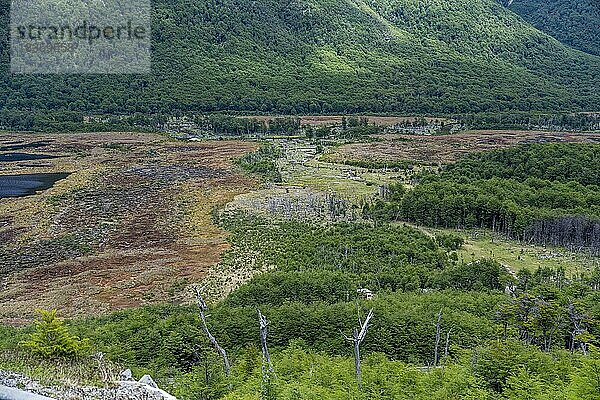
<box><xmin>0</xmin><ymin>141</ymin><xmax>50</xmax><ymax>151</ymax></box>
<box><xmin>0</xmin><ymin>153</ymin><xmax>59</xmax><ymax>162</ymax></box>
<box><xmin>0</xmin><ymin>173</ymin><xmax>70</xmax><ymax>198</ymax></box>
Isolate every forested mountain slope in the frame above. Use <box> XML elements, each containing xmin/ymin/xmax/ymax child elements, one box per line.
<box><xmin>0</xmin><ymin>0</ymin><xmax>599</xmax><ymax>115</ymax></box>
<box><xmin>508</xmin><ymin>0</ymin><xmax>600</xmax><ymax>56</ymax></box>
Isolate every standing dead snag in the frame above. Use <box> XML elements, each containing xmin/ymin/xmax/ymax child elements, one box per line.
<box><xmin>343</xmin><ymin>309</ymin><xmax>374</xmax><ymax>386</ymax></box>
<box><xmin>258</xmin><ymin>309</ymin><xmax>275</xmax><ymax>399</ymax></box>
<box><xmin>567</xmin><ymin>300</ymin><xmax>590</xmax><ymax>355</ymax></box>
<box><xmin>258</xmin><ymin>309</ymin><xmax>273</xmax><ymax>372</ymax></box>
<box><xmin>443</xmin><ymin>328</ymin><xmax>452</xmax><ymax>366</ymax></box>
<box><xmin>194</xmin><ymin>287</ymin><xmax>231</xmax><ymax>377</ymax></box>
<box><xmin>433</xmin><ymin>309</ymin><xmax>442</xmax><ymax>366</ymax></box>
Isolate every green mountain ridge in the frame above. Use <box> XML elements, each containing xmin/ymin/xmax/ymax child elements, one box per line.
<box><xmin>0</xmin><ymin>0</ymin><xmax>599</xmax><ymax>115</ymax></box>
<box><xmin>508</xmin><ymin>0</ymin><xmax>600</xmax><ymax>56</ymax></box>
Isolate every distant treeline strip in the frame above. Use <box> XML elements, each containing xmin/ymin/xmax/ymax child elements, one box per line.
<box><xmin>1</xmin><ymin>110</ymin><xmax>599</xmax><ymax>133</ymax></box>
<box><xmin>455</xmin><ymin>111</ymin><xmax>600</xmax><ymax>131</ymax></box>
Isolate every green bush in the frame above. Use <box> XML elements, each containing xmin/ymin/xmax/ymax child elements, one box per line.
<box><xmin>235</xmin><ymin>144</ymin><xmax>282</xmax><ymax>182</ymax></box>
<box><xmin>21</xmin><ymin>309</ymin><xmax>90</xmax><ymax>360</ymax></box>
<box><xmin>436</xmin><ymin>233</ymin><xmax>465</xmax><ymax>251</ymax></box>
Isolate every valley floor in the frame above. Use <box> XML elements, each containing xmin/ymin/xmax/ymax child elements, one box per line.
<box><xmin>0</xmin><ymin>132</ymin><xmax>257</xmax><ymax>321</ymax></box>
<box><xmin>1</xmin><ymin>129</ymin><xmax>600</xmax><ymax>399</ymax></box>
<box><xmin>1</xmin><ymin>130</ymin><xmax>593</xmax><ymax>321</ymax></box>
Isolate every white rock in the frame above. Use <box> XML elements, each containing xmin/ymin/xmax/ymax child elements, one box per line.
<box><xmin>139</xmin><ymin>374</ymin><xmax>158</xmax><ymax>388</ymax></box>
<box><xmin>120</xmin><ymin>369</ymin><xmax>134</xmax><ymax>381</ymax></box>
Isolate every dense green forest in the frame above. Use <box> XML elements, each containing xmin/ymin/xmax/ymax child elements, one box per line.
<box><xmin>508</xmin><ymin>0</ymin><xmax>600</xmax><ymax>56</ymax></box>
<box><xmin>366</xmin><ymin>143</ymin><xmax>600</xmax><ymax>253</ymax></box>
<box><xmin>442</xmin><ymin>144</ymin><xmax>600</xmax><ymax>185</ymax></box>
<box><xmin>455</xmin><ymin>111</ymin><xmax>600</xmax><ymax>132</ymax></box>
<box><xmin>1</xmin><ymin>0</ymin><xmax>599</xmax><ymax>119</ymax></box>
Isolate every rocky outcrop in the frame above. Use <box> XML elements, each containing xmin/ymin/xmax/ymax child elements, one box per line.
<box><xmin>0</xmin><ymin>384</ymin><xmax>55</xmax><ymax>400</ymax></box>
<box><xmin>0</xmin><ymin>370</ymin><xmax>177</xmax><ymax>400</ymax></box>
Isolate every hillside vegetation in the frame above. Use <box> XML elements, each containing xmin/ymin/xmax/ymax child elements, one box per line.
<box><xmin>2</xmin><ymin>209</ymin><xmax>600</xmax><ymax>399</ymax></box>
<box><xmin>3</xmin><ymin>142</ymin><xmax>600</xmax><ymax>399</ymax></box>
<box><xmin>508</xmin><ymin>0</ymin><xmax>600</xmax><ymax>56</ymax></box>
<box><xmin>1</xmin><ymin>0</ymin><xmax>599</xmax><ymax>119</ymax></box>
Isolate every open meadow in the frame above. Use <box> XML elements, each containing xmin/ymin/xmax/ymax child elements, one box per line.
<box><xmin>0</xmin><ymin>133</ymin><xmax>257</xmax><ymax>322</ymax></box>
<box><xmin>324</xmin><ymin>130</ymin><xmax>600</xmax><ymax>164</ymax></box>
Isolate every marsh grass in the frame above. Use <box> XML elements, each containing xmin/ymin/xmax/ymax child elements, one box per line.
<box><xmin>0</xmin><ymin>350</ymin><xmax>122</xmax><ymax>388</ymax></box>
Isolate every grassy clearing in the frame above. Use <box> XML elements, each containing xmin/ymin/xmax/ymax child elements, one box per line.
<box><xmin>326</xmin><ymin>131</ymin><xmax>600</xmax><ymax>165</ymax></box>
<box><xmin>279</xmin><ymin>141</ymin><xmax>410</xmax><ymax>199</ymax></box>
<box><xmin>417</xmin><ymin>226</ymin><xmax>597</xmax><ymax>275</ymax></box>
<box><xmin>458</xmin><ymin>232</ymin><xmax>597</xmax><ymax>276</ymax></box>
<box><xmin>0</xmin><ymin>133</ymin><xmax>257</xmax><ymax>319</ymax></box>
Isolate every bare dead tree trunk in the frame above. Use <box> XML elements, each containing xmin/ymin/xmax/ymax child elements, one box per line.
<box><xmin>94</xmin><ymin>352</ymin><xmax>109</xmax><ymax>384</ymax></box>
<box><xmin>342</xmin><ymin>309</ymin><xmax>373</xmax><ymax>387</ymax></box>
<box><xmin>567</xmin><ymin>301</ymin><xmax>590</xmax><ymax>355</ymax></box>
<box><xmin>258</xmin><ymin>309</ymin><xmax>275</xmax><ymax>398</ymax></box>
<box><xmin>353</xmin><ymin>337</ymin><xmax>361</xmax><ymax>382</ymax></box>
<box><xmin>433</xmin><ymin>309</ymin><xmax>442</xmax><ymax>366</ymax></box>
<box><xmin>258</xmin><ymin>309</ymin><xmax>273</xmax><ymax>370</ymax></box>
<box><xmin>443</xmin><ymin>328</ymin><xmax>452</xmax><ymax>366</ymax></box>
<box><xmin>194</xmin><ymin>287</ymin><xmax>231</xmax><ymax>377</ymax></box>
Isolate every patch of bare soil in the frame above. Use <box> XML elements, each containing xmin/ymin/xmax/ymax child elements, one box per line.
<box><xmin>326</xmin><ymin>130</ymin><xmax>600</xmax><ymax>164</ymax></box>
<box><xmin>0</xmin><ymin>132</ymin><xmax>257</xmax><ymax>321</ymax></box>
